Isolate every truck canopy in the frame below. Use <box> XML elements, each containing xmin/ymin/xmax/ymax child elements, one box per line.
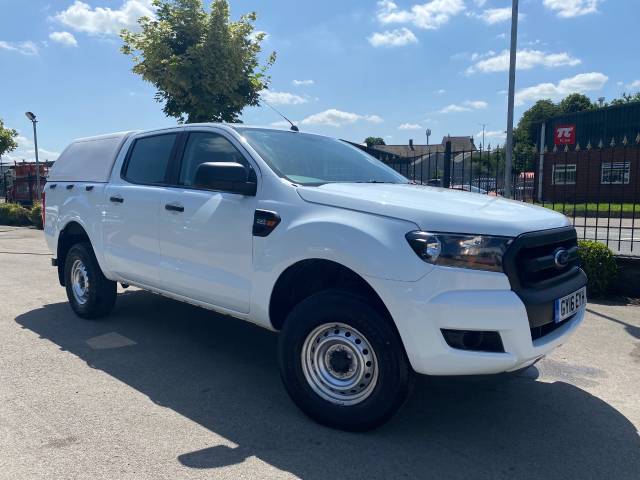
<box><xmin>47</xmin><ymin>132</ymin><xmax>134</xmax><ymax>183</ymax></box>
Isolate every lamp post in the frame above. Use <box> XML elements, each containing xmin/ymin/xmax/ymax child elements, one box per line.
<box><xmin>504</xmin><ymin>0</ymin><xmax>519</xmax><ymax>199</ymax></box>
<box><xmin>478</xmin><ymin>123</ymin><xmax>487</xmax><ymax>151</ymax></box>
<box><xmin>25</xmin><ymin>111</ymin><xmax>40</xmax><ymax>201</ymax></box>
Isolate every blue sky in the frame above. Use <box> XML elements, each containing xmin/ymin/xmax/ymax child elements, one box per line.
<box><xmin>0</xmin><ymin>0</ymin><xmax>638</xmax><ymax>162</ymax></box>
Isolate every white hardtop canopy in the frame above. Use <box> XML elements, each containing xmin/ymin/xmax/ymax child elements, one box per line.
<box><xmin>47</xmin><ymin>131</ymin><xmax>136</xmax><ymax>183</ymax></box>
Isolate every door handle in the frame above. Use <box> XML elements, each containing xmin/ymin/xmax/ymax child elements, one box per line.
<box><xmin>110</xmin><ymin>195</ymin><xmax>124</xmax><ymax>203</ymax></box>
<box><xmin>165</xmin><ymin>203</ymin><xmax>184</xmax><ymax>213</ymax></box>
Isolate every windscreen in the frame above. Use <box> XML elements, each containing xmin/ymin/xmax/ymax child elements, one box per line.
<box><xmin>235</xmin><ymin>128</ymin><xmax>407</xmax><ymax>186</ymax></box>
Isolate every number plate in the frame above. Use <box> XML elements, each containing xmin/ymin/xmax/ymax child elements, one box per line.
<box><xmin>554</xmin><ymin>287</ymin><xmax>587</xmax><ymax>323</ymax></box>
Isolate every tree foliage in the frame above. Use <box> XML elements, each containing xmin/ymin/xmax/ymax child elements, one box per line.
<box><xmin>558</xmin><ymin>93</ymin><xmax>594</xmax><ymax>113</ymax></box>
<box><xmin>364</xmin><ymin>136</ymin><xmax>385</xmax><ymax>147</ymax></box>
<box><xmin>121</xmin><ymin>0</ymin><xmax>276</xmax><ymax>123</ymax></box>
<box><xmin>0</xmin><ymin>118</ymin><xmax>18</xmax><ymax>158</ymax></box>
<box><xmin>610</xmin><ymin>91</ymin><xmax>640</xmax><ymax>106</ymax></box>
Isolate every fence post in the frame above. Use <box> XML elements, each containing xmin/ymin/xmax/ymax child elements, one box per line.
<box><xmin>443</xmin><ymin>140</ymin><xmax>452</xmax><ymax>188</ymax></box>
<box><xmin>537</xmin><ymin>122</ymin><xmax>546</xmax><ymax>201</ymax></box>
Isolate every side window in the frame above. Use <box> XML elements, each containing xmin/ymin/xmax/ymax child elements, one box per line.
<box><xmin>123</xmin><ymin>133</ymin><xmax>177</xmax><ymax>184</ymax></box>
<box><xmin>179</xmin><ymin>132</ymin><xmax>249</xmax><ymax>187</ymax></box>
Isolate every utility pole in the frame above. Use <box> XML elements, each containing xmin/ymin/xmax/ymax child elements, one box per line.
<box><xmin>478</xmin><ymin>123</ymin><xmax>486</xmax><ymax>150</ymax></box>
<box><xmin>504</xmin><ymin>0</ymin><xmax>519</xmax><ymax>199</ymax></box>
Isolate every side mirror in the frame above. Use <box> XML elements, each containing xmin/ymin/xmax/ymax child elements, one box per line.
<box><xmin>193</xmin><ymin>162</ymin><xmax>257</xmax><ymax>196</ymax></box>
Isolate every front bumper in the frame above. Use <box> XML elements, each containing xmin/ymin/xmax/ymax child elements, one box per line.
<box><xmin>366</xmin><ymin>266</ymin><xmax>585</xmax><ymax>376</ymax></box>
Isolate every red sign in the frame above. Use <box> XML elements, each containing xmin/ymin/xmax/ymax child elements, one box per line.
<box><xmin>554</xmin><ymin>124</ymin><xmax>576</xmax><ymax>145</ymax></box>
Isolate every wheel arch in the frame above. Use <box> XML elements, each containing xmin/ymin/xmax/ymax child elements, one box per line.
<box><xmin>268</xmin><ymin>258</ymin><xmax>396</xmax><ymax>333</ymax></box>
<box><xmin>56</xmin><ymin>221</ymin><xmax>92</xmax><ymax>286</ymax></box>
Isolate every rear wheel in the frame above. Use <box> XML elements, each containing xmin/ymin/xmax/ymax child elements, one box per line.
<box><xmin>278</xmin><ymin>289</ymin><xmax>413</xmax><ymax>431</ymax></box>
<box><xmin>64</xmin><ymin>242</ymin><xmax>116</xmax><ymax>319</ymax></box>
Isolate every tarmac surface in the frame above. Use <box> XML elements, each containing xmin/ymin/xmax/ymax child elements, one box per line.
<box><xmin>1</xmin><ymin>227</ymin><xmax>639</xmax><ymax>479</ymax></box>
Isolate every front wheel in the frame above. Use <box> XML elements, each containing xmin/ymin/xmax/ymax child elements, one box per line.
<box><xmin>278</xmin><ymin>289</ymin><xmax>413</xmax><ymax>431</ymax></box>
<box><xmin>64</xmin><ymin>242</ymin><xmax>117</xmax><ymax>319</ymax></box>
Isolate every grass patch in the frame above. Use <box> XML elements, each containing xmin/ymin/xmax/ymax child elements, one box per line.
<box><xmin>534</xmin><ymin>202</ymin><xmax>638</xmax><ymax>218</ymax></box>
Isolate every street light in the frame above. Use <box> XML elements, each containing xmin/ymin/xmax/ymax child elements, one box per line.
<box><xmin>24</xmin><ymin>111</ymin><xmax>41</xmax><ymax>201</ymax></box>
<box><xmin>478</xmin><ymin>123</ymin><xmax>487</xmax><ymax>151</ymax></box>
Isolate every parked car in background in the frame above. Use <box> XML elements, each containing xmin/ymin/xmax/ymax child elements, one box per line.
<box><xmin>43</xmin><ymin>125</ymin><xmax>587</xmax><ymax>431</ymax></box>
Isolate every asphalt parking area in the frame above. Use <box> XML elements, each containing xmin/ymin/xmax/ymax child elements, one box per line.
<box><xmin>1</xmin><ymin>227</ymin><xmax>639</xmax><ymax>479</ymax></box>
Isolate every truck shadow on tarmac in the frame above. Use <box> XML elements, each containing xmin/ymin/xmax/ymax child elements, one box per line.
<box><xmin>16</xmin><ymin>290</ymin><xmax>640</xmax><ymax>480</ymax></box>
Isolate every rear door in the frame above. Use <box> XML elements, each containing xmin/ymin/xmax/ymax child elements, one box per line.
<box><xmin>157</xmin><ymin>129</ymin><xmax>257</xmax><ymax>313</ymax></box>
<box><xmin>102</xmin><ymin>131</ymin><xmax>179</xmax><ymax>287</ymax></box>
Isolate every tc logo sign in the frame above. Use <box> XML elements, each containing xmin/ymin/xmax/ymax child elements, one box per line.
<box><xmin>554</xmin><ymin>124</ymin><xmax>576</xmax><ymax>145</ymax></box>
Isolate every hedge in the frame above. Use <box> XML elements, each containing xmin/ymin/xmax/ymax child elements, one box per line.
<box><xmin>577</xmin><ymin>240</ymin><xmax>617</xmax><ymax>297</ymax></box>
<box><xmin>0</xmin><ymin>202</ymin><xmax>32</xmax><ymax>227</ymax></box>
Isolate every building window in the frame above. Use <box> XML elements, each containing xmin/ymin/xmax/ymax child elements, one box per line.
<box><xmin>601</xmin><ymin>162</ymin><xmax>630</xmax><ymax>185</ymax></box>
<box><xmin>552</xmin><ymin>164</ymin><xmax>576</xmax><ymax>185</ymax></box>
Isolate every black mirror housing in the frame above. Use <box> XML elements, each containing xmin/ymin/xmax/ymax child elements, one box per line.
<box><xmin>193</xmin><ymin>162</ymin><xmax>257</xmax><ymax>196</ymax></box>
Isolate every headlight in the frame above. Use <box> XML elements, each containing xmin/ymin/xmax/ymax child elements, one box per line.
<box><xmin>405</xmin><ymin>231</ymin><xmax>513</xmax><ymax>272</ymax></box>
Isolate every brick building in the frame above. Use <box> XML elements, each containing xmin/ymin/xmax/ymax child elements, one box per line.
<box><xmin>536</xmin><ymin>102</ymin><xmax>640</xmax><ymax>203</ymax></box>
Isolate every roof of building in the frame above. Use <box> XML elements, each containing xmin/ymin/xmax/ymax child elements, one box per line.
<box><xmin>363</xmin><ymin>136</ymin><xmax>476</xmax><ymax>159</ymax></box>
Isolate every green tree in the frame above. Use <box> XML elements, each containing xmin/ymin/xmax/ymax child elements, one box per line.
<box><xmin>609</xmin><ymin>92</ymin><xmax>640</xmax><ymax>105</ymax></box>
<box><xmin>0</xmin><ymin>118</ymin><xmax>18</xmax><ymax>159</ymax></box>
<box><xmin>558</xmin><ymin>93</ymin><xmax>594</xmax><ymax>113</ymax></box>
<box><xmin>513</xmin><ymin>99</ymin><xmax>559</xmax><ymax>167</ymax></box>
<box><xmin>121</xmin><ymin>0</ymin><xmax>276</xmax><ymax>123</ymax></box>
<box><xmin>364</xmin><ymin>136</ymin><xmax>385</xmax><ymax>147</ymax></box>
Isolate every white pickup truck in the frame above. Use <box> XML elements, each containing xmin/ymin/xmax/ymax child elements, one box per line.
<box><xmin>44</xmin><ymin>124</ymin><xmax>587</xmax><ymax>431</ymax></box>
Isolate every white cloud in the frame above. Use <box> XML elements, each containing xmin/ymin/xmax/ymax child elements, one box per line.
<box><xmin>467</xmin><ymin>49</ymin><xmax>581</xmax><ymax>74</ymax></box>
<box><xmin>260</xmin><ymin>90</ymin><xmax>308</xmax><ymax>105</ymax></box>
<box><xmin>3</xmin><ymin>133</ymin><xmax>59</xmax><ymax>163</ymax></box>
<box><xmin>300</xmin><ymin>109</ymin><xmax>383</xmax><ymax>127</ymax></box>
<box><xmin>269</xmin><ymin>120</ymin><xmax>291</xmax><ymax>128</ymax></box>
<box><xmin>515</xmin><ymin>72</ymin><xmax>608</xmax><ymax>106</ymax></box>
<box><xmin>543</xmin><ymin>0</ymin><xmax>601</xmax><ymax>18</ymax></box>
<box><xmin>54</xmin><ymin>0</ymin><xmax>155</xmax><ymax>35</ymax></box>
<box><xmin>439</xmin><ymin>100</ymin><xmax>487</xmax><ymax>113</ymax></box>
<box><xmin>440</xmin><ymin>104</ymin><xmax>469</xmax><ymax>113</ymax></box>
<box><xmin>476</xmin><ymin>129</ymin><xmax>506</xmax><ymax>142</ymax></box>
<box><xmin>49</xmin><ymin>31</ymin><xmax>78</xmax><ymax>47</ymax></box>
<box><xmin>473</xmin><ymin>0</ymin><xmax>487</xmax><ymax>6</ymax></box>
<box><xmin>434</xmin><ymin>88</ymin><xmax>446</xmax><ymax>94</ymax></box>
<box><xmin>368</xmin><ymin>28</ymin><xmax>418</xmax><ymax>47</ymax></box>
<box><xmin>474</xmin><ymin>7</ymin><xmax>512</xmax><ymax>24</ymax></box>
<box><xmin>292</xmin><ymin>79</ymin><xmax>314</xmax><ymax>86</ymax></box>
<box><xmin>398</xmin><ymin>123</ymin><xmax>424</xmax><ymax>130</ymax></box>
<box><xmin>465</xmin><ymin>100</ymin><xmax>488</xmax><ymax>109</ymax></box>
<box><xmin>624</xmin><ymin>80</ymin><xmax>640</xmax><ymax>90</ymax></box>
<box><xmin>0</xmin><ymin>40</ymin><xmax>38</xmax><ymax>56</ymax></box>
<box><xmin>376</xmin><ymin>0</ymin><xmax>465</xmax><ymax>30</ymax></box>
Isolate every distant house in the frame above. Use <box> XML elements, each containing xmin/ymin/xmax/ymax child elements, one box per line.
<box><xmin>347</xmin><ymin>136</ymin><xmax>476</xmax><ymax>182</ymax></box>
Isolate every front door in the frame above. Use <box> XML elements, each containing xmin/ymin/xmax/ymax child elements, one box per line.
<box><xmin>158</xmin><ymin>130</ymin><xmax>257</xmax><ymax>313</ymax></box>
<box><xmin>102</xmin><ymin>132</ymin><xmax>178</xmax><ymax>287</ymax></box>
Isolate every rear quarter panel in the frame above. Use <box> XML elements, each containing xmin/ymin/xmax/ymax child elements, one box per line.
<box><xmin>44</xmin><ymin>182</ymin><xmax>110</xmax><ymax>274</ymax></box>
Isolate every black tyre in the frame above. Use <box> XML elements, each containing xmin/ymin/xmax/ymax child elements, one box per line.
<box><xmin>64</xmin><ymin>242</ymin><xmax>117</xmax><ymax>319</ymax></box>
<box><xmin>278</xmin><ymin>289</ymin><xmax>414</xmax><ymax>431</ymax></box>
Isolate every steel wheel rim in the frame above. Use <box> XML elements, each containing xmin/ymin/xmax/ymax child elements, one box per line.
<box><xmin>301</xmin><ymin>322</ymin><xmax>379</xmax><ymax>406</ymax></box>
<box><xmin>71</xmin><ymin>259</ymin><xmax>90</xmax><ymax>305</ymax></box>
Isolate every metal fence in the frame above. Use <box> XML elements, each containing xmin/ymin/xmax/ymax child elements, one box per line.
<box><xmin>382</xmin><ymin>140</ymin><xmax>640</xmax><ymax>256</ymax></box>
